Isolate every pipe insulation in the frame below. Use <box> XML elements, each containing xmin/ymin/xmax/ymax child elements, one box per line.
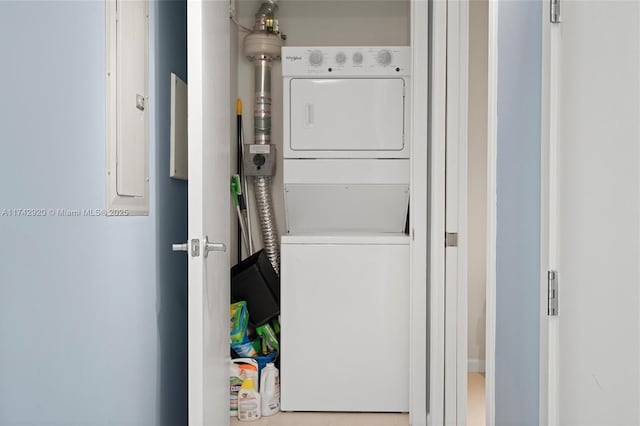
<box><xmin>243</xmin><ymin>0</ymin><xmax>283</xmax><ymax>275</ymax></box>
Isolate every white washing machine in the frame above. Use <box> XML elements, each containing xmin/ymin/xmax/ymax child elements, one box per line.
<box><xmin>280</xmin><ymin>234</ymin><xmax>410</xmax><ymax>412</ymax></box>
<box><xmin>280</xmin><ymin>47</ymin><xmax>411</xmax><ymax>412</ymax></box>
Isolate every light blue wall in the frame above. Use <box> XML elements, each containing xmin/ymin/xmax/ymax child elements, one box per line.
<box><xmin>0</xmin><ymin>1</ymin><xmax>187</xmax><ymax>424</ymax></box>
<box><xmin>495</xmin><ymin>1</ymin><xmax>542</xmax><ymax>425</ymax></box>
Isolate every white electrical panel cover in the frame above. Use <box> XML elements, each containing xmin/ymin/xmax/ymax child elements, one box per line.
<box><xmin>106</xmin><ymin>0</ymin><xmax>149</xmax><ymax>215</ymax></box>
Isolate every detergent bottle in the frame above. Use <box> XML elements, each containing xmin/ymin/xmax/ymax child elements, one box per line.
<box><xmin>237</xmin><ymin>377</ymin><xmax>261</xmax><ymax>422</ymax></box>
<box><xmin>260</xmin><ymin>363</ymin><xmax>280</xmax><ymax>416</ymax></box>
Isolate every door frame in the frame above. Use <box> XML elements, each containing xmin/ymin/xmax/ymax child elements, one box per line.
<box><xmin>418</xmin><ymin>0</ymin><xmax>448</xmax><ymax>423</ymax></box>
<box><xmin>412</xmin><ymin>0</ymin><xmax>469</xmax><ymax>424</ymax></box>
<box><xmin>410</xmin><ymin>1</ymin><xmax>434</xmax><ymax>425</ymax></box>
<box><xmin>444</xmin><ymin>0</ymin><xmax>469</xmax><ymax>424</ymax></box>
<box><xmin>539</xmin><ymin>1</ymin><xmax>559</xmax><ymax>424</ymax></box>
<box><xmin>187</xmin><ymin>1</ymin><xmax>206</xmax><ymax>422</ymax></box>
<box><xmin>446</xmin><ymin>1</ymin><xmax>499</xmax><ymax>425</ymax></box>
<box><xmin>485</xmin><ymin>1</ymin><xmax>498</xmax><ymax>424</ymax></box>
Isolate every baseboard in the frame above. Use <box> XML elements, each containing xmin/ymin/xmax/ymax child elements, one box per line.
<box><xmin>468</xmin><ymin>358</ymin><xmax>485</xmax><ymax>373</ymax></box>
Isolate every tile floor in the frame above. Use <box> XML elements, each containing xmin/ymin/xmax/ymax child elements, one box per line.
<box><xmin>231</xmin><ymin>373</ymin><xmax>485</xmax><ymax>426</ymax></box>
<box><xmin>231</xmin><ymin>412</ymin><xmax>408</xmax><ymax>426</ymax></box>
<box><xmin>467</xmin><ymin>373</ymin><xmax>486</xmax><ymax>426</ymax></box>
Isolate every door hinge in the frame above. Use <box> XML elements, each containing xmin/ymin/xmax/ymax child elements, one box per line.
<box><xmin>548</xmin><ymin>270</ymin><xmax>558</xmax><ymax>316</ymax></box>
<box><xmin>445</xmin><ymin>232</ymin><xmax>458</xmax><ymax>248</ymax></box>
<box><xmin>550</xmin><ymin>0</ymin><xmax>561</xmax><ymax>23</ymax></box>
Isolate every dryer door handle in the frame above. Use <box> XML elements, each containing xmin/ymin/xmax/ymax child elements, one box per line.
<box><xmin>304</xmin><ymin>102</ymin><xmax>315</xmax><ymax>128</ymax></box>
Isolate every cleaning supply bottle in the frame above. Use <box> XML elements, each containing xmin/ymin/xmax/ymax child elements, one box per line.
<box><xmin>237</xmin><ymin>377</ymin><xmax>261</xmax><ymax>422</ymax></box>
<box><xmin>260</xmin><ymin>363</ymin><xmax>280</xmax><ymax>417</ymax></box>
<box><xmin>230</xmin><ymin>359</ymin><xmax>258</xmax><ymax>416</ymax></box>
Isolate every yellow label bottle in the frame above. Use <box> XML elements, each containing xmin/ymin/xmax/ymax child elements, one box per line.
<box><xmin>237</xmin><ymin>377</ymin><xmax>261</xmax><ymax>422</ymax></box>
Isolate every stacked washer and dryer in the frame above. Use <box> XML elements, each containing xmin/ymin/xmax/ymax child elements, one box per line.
<box><xmin>280</xmin><ymin>46</ymin><xmax>411</xmax><ymax>412</ymax></box>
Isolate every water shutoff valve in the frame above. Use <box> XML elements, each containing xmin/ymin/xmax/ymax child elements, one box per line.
<box><xmin>244</xmin><ymin>144</ymin><xmax>276</xmax><ymax>176</ymax></box>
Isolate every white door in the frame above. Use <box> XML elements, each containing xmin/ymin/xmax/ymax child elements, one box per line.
<box><xmin>187</xmin><ymin>1</ymin><xmax>231</xmax><ymax>425</ymax></box>
<box><xmin>548</xmin><ymin>2</ymin><xmax>640</xmax><ymax>424</ymax></box>
<box><xmin>444</xmin><ymin>0</ymin><xmax>468</xmax><ymax>424</ymax></box>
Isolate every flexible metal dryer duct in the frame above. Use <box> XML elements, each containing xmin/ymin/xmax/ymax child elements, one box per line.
<box><xmin>243</xmin><ymin>0</ymin><xmax>283</xmax><ymax>274</ymax></box>
<box><xmin>253</xmin><ymin>56</ymin><xmax>279</xmax><ymax>274</ymax></box>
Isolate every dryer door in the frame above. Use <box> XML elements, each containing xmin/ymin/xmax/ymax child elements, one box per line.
<box><xmin>289</xmin><ymin>78</ymin><xmax>405</xmax><ymax>154</ymax></box>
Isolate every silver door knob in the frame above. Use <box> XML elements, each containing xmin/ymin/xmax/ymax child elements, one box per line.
<box><xmin>204</xmin><ymin>236</ymin><xmax>226</xmax><ymax>257</ymax></box>
<box><xmin>172</xmin><ymin>239</ymin><xmax>199</xmax><ymax>257</ymax></box>
<box><xmin>172</xmin><ymin>243</ymin><xmax>189</xmax><ymax>252</ymax></box>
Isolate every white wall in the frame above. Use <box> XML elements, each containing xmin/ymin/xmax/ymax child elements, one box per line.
<box><xmin>233</xmin><ymin>0</ymin><xmax>410</xmax><ymax>250</ymax></box>
<box><xmin>467</xmin><ymin>0</ymin><xmax>488</xmax><ymax>371</ymax></box>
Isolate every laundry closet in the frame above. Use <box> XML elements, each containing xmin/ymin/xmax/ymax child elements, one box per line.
<box><xmin>184</xmin><ymin>1</ymin><xmax>427</xmax><ymax>425</ymax></box>
<box><xmin>235</xmin><ymin>0</ymin><xmax>411</xmax><ymax>413</ymax></box>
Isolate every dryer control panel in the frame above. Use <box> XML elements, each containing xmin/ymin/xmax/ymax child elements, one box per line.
<box><xmin>282</xmin><ymin>46</ymin><xmax>410</xmax><ymax>76</ymax></box>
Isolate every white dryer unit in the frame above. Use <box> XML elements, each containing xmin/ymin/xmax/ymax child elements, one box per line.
<box><xmin>283</xmin><ymin>46</ymin><xmax>410</xmax><ymax>159</ymax></box>
<box><xmin>282</xmin><ymin>47</ymin><xmax>411</xmax><ymax>234</ymax></box>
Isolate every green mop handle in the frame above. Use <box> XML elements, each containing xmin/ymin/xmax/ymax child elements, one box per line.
<box><xmin>231</xmin><ymin>175</ymin><xmax>242</xmax><ymax>207</ymax></box>
<box><xmin>231</xmin><ymin>175</ymin><xmax>250</xmax><ymax>257</ymax></box>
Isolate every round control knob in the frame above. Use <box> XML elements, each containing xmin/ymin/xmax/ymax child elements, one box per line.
<box><xmin>335</xmin><ymin>52</ymin><xmax>347</xmax><ymax>65</ymax></box>
<box><xmin>309</xmin><ymin>50</ymin><xmax>323</xmax><ymax>67</ymax></box>
<box><xmin>352</xmin><ymin>52</ymin><xmax>364</xmax><ymax>65</ymax></box>
<box><xmin>377</xmin><ymin>49</ymin><xmax>392</xmax><ymax>66</ymax></box>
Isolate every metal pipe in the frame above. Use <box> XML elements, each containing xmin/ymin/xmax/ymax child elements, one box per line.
<box><xmin>254</xmin><ymin>0</ymin><xmax>277</xmax><ymax>32</ymax></box>
<box><xmin>253</xmin><ymin>54</ymin><xmax>279</xmax><ymax>274</ymax></box>
<box><xmin>244</xmin><ymin>0</ymin><xmax>283</xmax><ymax>274</ymax></box>
<box><xmin>254</xmin><ymin>56</ymin><xmax>272</xmax><ymax>145</ymax></box>
<box><xmin>244</xmin><ymin>0</ymin><xmax>282</xmax><ymax>274</ymax></box>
